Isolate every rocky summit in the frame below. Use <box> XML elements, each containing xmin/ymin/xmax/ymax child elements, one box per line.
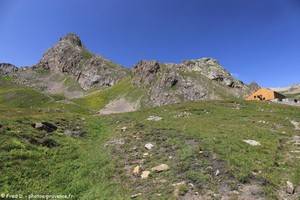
<box><xmin>0</xmin><ymin>33</ymin><xmax>128</xmax><ymax>98</ymax></box>
<box><xmin>35</xmin><ymin>33</ymin><xmax>128</xmax><ymax>90</ymax></box>
<box><xmin>1</xmin><ymin>33</ymin><xmax>252</xmax><ymax>106</ymax></box>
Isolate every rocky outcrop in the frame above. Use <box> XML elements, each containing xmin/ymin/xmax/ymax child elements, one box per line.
<box><xmin>182</xmin><ymin>58</ymin><xmax>245</xmax><ymax>88</ymax></box>
<box><xmin>35</xmin><ymin>33</ymin><xmax>128</xmax><ymax>90</ymax></box>
<box><xmin>132</xmin><ymin>60</ymin><xmax>161</xmax><ymax>86</ymax></box>
<box><xmin>132</xmin><ymin>59</ymin><xmax>250</xmax><ymax>106</ymax></box>
<box><xmin>0</xmin><ymin>33</ymin><xmax>129</xmax><ymax>98</ymax></box>
<box><xmin>0</xmin><ymin>63</ymin><xmax>18</xmax><ymax>75</ymax></box>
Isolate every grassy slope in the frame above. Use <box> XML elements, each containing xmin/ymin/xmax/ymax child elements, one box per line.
<box><xmin>0</xmin><ymin>78</ymin><xmax>52</xmax><ymax>108</ymax></box>
<box><xmin>105</xmin><ymin>100</ymin><xmax>300</xmax><ymax>199</ymax></box>
<box><xmin>0</xmin><ymin>79</ymin><xmax>130</xmax><ymax>199</ymax></box>
<box><xmin>1</xmin><ymin>78</ymin><xmax>300</xmax><ymax>199</ymax></box>
<box><xmin>73</xmin><ymin>77</ymin><xmax>145</xmax><ymax>112</ymax></box>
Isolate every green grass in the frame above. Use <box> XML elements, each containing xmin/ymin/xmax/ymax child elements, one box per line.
<box><xmin>102</xmin><ymin>100</ymin><xmax>300</xmax><ymax>198</ymax></box>
<box><xmin>81</xmin><ymin>50</ymin><xmax>93</xmax><ymax>60</ymax></box>
<box><xmin>1</xmin><ymin>78</ymin><xmax>300</xmax><ymax>199</ymax></box>
<box><xmin>73</xmin><ymin>77</ymin><xmax>145</xmax><ymax>111</ymax></box>
<box><xmin>0</xmin><ymin>108</ymin><xmax>130</xmax><ymax>199</ymax></box>
<box><xmin>0</xmin><ymin>79</ymin><xmax>52</xmax><ymax>108</ymax></box>
<box><xmin>63</xmin><ymin>76</ymin><xmax>83</xmax><ymax>92</ymax></box>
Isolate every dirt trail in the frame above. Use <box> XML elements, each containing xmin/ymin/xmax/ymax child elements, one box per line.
<box><xmin>98</xmin><ymin>98</ymin><xmax>139</xmax><ymax>115</ymax></box>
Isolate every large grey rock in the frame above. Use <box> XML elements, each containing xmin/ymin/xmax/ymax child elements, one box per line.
<box><xmin>0</xmin><ymin>63</ymin><xmax>18</xmax><ymax>75</ymax></box>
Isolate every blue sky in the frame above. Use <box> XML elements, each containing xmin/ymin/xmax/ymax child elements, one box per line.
<box><xmin>0</xmin><ymin>0</ymin><xmax>299</xmax><ymax>87</ymax></box>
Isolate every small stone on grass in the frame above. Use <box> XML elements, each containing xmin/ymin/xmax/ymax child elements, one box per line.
<box><xmin>145</xmin><ymin>143</ymin><xmax>154</xmax><ymax>150</ymax></box>
<box><xmin>147</xmin><ymin>116</ymin><xmax>162</xmax><ymax>121</ymax></box>
<box><xmin>243</xmin><ymin>139</ymin><xmax>261</xmax><ymax>146</ymax></box>
<box><xmin>151</xmin><ymin>164</ymin><xmax>170</xmax><ymax>172</ymax></box>
<box><xmin>141</xmin><ymin>171</ymin><xmax>150</xmax><ymax>179</ymax></box>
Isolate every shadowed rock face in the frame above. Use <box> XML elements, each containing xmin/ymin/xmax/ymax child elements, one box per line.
<box><xmin>0</xmin><ymin>63</ymin><xmax>18</xmax><ymax>75</ymax></box>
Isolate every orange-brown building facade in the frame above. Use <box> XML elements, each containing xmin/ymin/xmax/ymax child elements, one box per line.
<box><xmin>246</xmin><ymin>88</ymin><xmax>286</xmax><ymax>101</ymax></box>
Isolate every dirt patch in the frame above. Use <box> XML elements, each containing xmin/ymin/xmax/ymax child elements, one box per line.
<box><xmin>98</xmin><ymin>98</ymin><xmax>139</xmax><ymax>115</ymax></box>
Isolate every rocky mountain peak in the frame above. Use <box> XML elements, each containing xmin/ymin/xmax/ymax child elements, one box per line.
<box><xmin>59</xmin><ymin>33</ymin><xmax>83</xmax><ymax>47</ymax></box>
<box><xmin>0</xmin><ymin>33</ymin><xmax>129</xmax><ymax>96</ymax></box>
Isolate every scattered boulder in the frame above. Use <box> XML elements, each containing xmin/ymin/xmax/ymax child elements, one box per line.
<box><xmin>291</xmin><ymin>120</ymin><xmax>300</xmax><ymax>130</ymax></box>
<box><xmin>133</xmin><ymin>165</ymin><xmax>140</xmax><ymax>176</ymax></box>
<box><xmin>130</xmin><ymin>193</ymin><xmax>142</xmax><ymax>199</ymax></box>
<box><xmin>121</xmin><ymin>127</ymin><xmax>127</xmax><ymax>132</ymax></box>
<box><xmin>143</xmin><ymin>152</ymin><xmax>149</xmax><ymax>157</ymax></box>
<box><xmin>141</xmin><ymin>171</ymin><xmax>150</xmax><ymax>179</ymax></box>
<box><xmin>286</xmin><ymin>181</ymin><xmax>295</xmax><ymax>194</ymax></box>
<box><xmin>151</xmin><ymin>164</ymin><xmax>170</xmax><ymax>172</ymax></box>
<box><xmin>105</xmin><ymin>138</ymin><xmax>125</xmax><ymax>146</ymax></box>
<box><xmin>147</xmin><ymin>116</ymin><xmax>162</xmax><ymax>121</ymax></box>
<box><xmin>32</xmin><ymin>122</ymin><xmax>57</xmax><ymax>133</ymax></box>
<box><xmin>243</xmin><ymin>140</ymin><xmax>261</xmax><ymax>146</ymax></box>
<box><xmin>145</xmin><ymin>143</ymin><xmax>154</xmax><ymax>150</ymax></box>
<box><xmin>34</xmin><ymin>122</ymin><xmax>44</xmax><ymax>129</ymax></box>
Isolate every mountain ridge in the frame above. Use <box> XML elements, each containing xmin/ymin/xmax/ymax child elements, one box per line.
<box><xmin>1</xmin><ymin>33</ymin><xmax>253</xmax><ymax>111</ymax></box>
